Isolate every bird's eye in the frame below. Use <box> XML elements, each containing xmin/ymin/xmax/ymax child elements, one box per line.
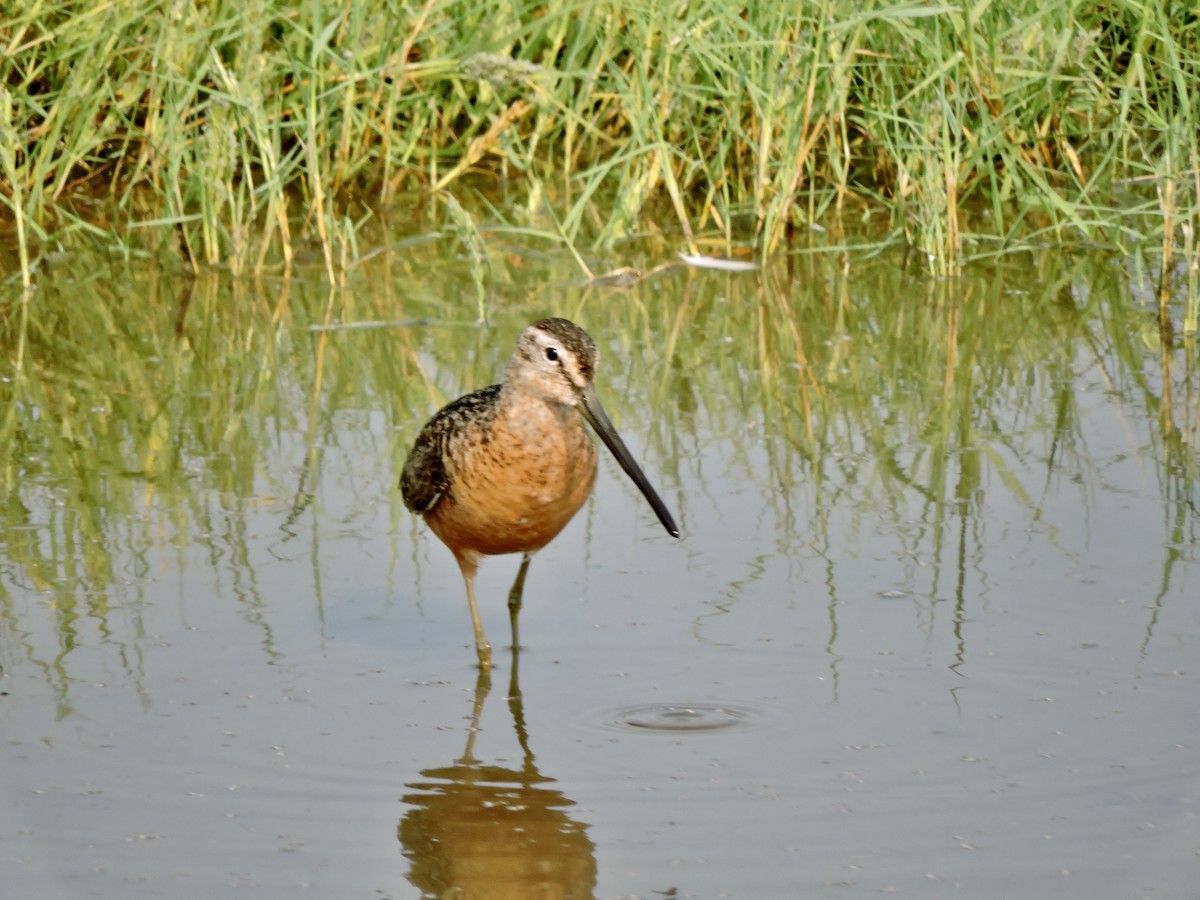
<box><xmin>545</xmin><ymin>347</ymin><xmax>559</xmax><ymax>362</ymax></box>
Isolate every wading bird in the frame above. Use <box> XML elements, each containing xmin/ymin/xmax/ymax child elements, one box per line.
<box><xmin>400</xmin><ymin>318</ymin><xmax>679</xmax><ymax>669</ymax></box>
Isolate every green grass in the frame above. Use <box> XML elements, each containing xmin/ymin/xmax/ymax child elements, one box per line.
<box><xmin>1</xmin><ymin>0</ymin><xmax>1198</xmax><ymax>287</ymax></box>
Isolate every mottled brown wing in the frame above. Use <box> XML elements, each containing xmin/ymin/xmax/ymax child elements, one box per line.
<box><xmin>399</xmin><ymin>384</ymin><xmax>502</xmax><ymax>514</ymax></box>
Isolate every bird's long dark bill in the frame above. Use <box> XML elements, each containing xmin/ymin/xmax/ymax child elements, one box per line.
<box><xmin>579</xmin><ymin>384</ymin><xmax>680</xmax><ymax>538</ymax></box>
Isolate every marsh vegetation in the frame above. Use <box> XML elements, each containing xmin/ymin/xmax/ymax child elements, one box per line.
<box><xmin>1</xmin><ymin>0</ymin><xmax>1198</xmax><ymax>299</ymax></box>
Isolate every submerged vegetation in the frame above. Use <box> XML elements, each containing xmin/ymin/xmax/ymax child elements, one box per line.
<box><xmin>0</xmin><ymin>0</ymin><xmax>1198</xmax><ymax>281</ymax></box>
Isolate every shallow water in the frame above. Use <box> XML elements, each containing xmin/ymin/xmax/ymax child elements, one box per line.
<box><xmin>2</xmin><ymin>217</ymin><xmax>1199</xmax><ymax>898</ymax></box>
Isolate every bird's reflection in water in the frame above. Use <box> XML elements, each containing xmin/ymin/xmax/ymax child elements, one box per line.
<box><xmin>399</xmin><ymin>648</ymin><xmax>597</xmax><ymax>898</ymax></box>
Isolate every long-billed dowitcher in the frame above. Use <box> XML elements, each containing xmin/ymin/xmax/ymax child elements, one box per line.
<box><xmin>400</xmin><ymin>318</ymin><xmax>679</xmax><ymax>669</ymax></box>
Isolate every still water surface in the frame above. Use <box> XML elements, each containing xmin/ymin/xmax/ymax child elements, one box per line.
<box><xmin>2</xmin><ymin>219</ymin><xmax>1198</xmax><ymax>898</ymax></box>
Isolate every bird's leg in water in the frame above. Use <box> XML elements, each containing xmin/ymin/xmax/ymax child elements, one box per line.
<box><xmin>507</xmin><ymin>552</ymin><xmax>534</xmax><ymax>651</ymax></box>
<box><xmin>454</xmin><ymin>552</ymin><xmax>492</xmax><ymax>670</ymax></box>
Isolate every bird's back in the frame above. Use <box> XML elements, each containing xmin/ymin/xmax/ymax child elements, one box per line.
<box><xmin>400</xmin><ymin>384</ymin><xmax>502</xmax><ymax>515</ymax></box>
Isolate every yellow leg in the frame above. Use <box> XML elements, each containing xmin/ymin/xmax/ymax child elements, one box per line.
<box><xmin>507</xmin><ymin>552</ymin><xmax>533</xmax><ymax>651</ymax></box>
<box><xmin>462</xmin><ymin>570</ymin><xmax>492</xmax><ymax>670</ymax></box>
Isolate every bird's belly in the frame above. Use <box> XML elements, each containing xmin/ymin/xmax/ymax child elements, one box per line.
<box><xmin>428</xmin><ymin>436</ymin><xmax>597</xmax><ymax>558</ymax></box>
